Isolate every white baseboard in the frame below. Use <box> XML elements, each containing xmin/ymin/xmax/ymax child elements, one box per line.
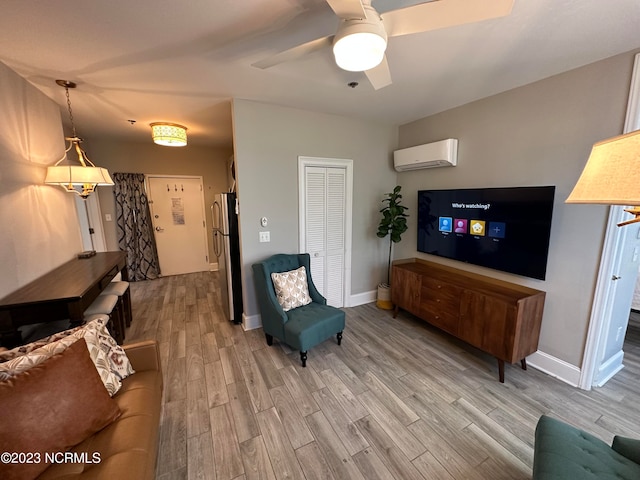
<box><xmin>350</xmin><ymin>290</ymin><xmax>376</xmax><ymax>307</ymax></box>
<box><xmin>593</xmin><ymin>350</ymin><xmax>624</xmax><ymax>387</ymax></box>
<box><xmin>526</xmin><ymin>350</ymin><xmax>582</xmax><ymax>387</ymax></box>
<box><xmin>242</xmin><ymin>313</ymin><xmax>262</xmax><ymax>331</ymax></box>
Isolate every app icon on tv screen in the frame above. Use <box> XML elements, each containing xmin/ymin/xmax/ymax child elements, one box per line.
<box><xmin>470</xmin><ymin>220</ymin><xmax>485</xmax><ymax>236</ymax></box>
<box><xmin>439</xmin><ymin>217</ymin><xmax>452</xmax><ymax>233</ymax></box>
<box><xmin>454</xmin><ymin>219</ymin><xmax>468</xmax><ymax>233</ymax></box>
<box><xmin>488</xmin><ymin>222</ymin><xmax>506</xmax><ymax>238</ymax></box>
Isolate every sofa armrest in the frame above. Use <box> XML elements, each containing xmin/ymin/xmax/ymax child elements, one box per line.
<box><xmin>612</xmin><ymin>436</ymin><xmax>640</xmax><ymax>465</ymax></box>
<box><xmin>123</xmin><ymin>340</ymin><xmax>162</xmax><ymax>373</ymax></box>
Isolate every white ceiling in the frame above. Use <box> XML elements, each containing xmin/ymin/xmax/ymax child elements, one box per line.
<box><xmin>1</xmin><ymin>0</ymin><xmax>639</xmax><ymax>148</ymax></box>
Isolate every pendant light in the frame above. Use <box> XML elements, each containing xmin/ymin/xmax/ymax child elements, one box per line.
<box><xmin>44</xmin><ymin>80</ymin><xmax>114</xmax><ymax>199</ymax></box>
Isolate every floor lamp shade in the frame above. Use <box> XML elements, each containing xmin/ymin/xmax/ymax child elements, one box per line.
<box><xmin>566</xmin><ymin>129</ymin><xmax>640</xmax><ymax>205</ymax></box>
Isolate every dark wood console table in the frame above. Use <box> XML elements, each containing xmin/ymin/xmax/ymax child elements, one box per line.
<box><xmin>0</xmin><ymin>251</ymin><xmax>128</xmax><ymax>348</ymax></box>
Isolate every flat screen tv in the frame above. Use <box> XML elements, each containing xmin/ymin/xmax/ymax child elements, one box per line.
<box><xmin>417</xmin><ymin>186</ymin><xmax>555</xmax><ymax>280</ymax></box>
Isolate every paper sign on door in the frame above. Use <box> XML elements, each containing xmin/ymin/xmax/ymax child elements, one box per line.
<box><xmin>171</xmin><ymin>198</ymin><xmax>185</xmax><ymax>225</ymax></box>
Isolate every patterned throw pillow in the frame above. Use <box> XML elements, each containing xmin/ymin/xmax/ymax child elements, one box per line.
<box><xmin>0</xmin><ymin>338</ymin><xmax>122</xmax><ymax>480</ymax></box>
<box><xmin>0</xmin><ymin>319</ymin><xmax>124</xmax><ymax>396</ymax></box>
<box><xmin>89</xmin><ymin>317</ymin><xmax>135</xmax><ymax>381</ymax></box>
<box><xmin>0</xmin><ymin>335</ymin><xmax>81</xmax><ymax>381</ymax></box>
<box><xmin>0</xmin><ymin>323</ymin><xmax>85</xmax><ymax>363</ymax></box>
<box><xmin>271</xmin><ymin>266</ymin><xmax>312</xmax><ymax>312</ymax></box>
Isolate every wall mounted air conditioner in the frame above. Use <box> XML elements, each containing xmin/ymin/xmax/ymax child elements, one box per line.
<box><xmin>393</xmin><ymin>138</ymin><xmax>458</xmax><ymax>172</ymax></box>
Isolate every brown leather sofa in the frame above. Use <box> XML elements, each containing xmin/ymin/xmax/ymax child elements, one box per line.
<box><xmin>38</xmin><ymin>340</ymin><xmax>163</xmax><ymax>479</ymax></box>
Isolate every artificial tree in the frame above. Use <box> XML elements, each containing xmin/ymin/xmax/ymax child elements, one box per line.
<box><xmin>376</xmin><ymin>185</ymin><xmax>408</xmax><ymax>308</ymax></box>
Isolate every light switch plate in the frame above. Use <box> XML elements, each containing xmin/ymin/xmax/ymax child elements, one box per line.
<box><xmin>259</xmin><ymin>231</ymin><xmax>270</xmax><ymax>243</ymax></box>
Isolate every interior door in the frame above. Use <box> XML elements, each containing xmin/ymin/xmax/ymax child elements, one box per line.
<box><xmin>581</xmin><ymin>53</ymin><xmax>640</xmax><ymax>388</ymax></box>
<box><xmin>75</xmin><ymin>194</ymin><xmax>106</xmax><ymax>252</ymax></box>
<box><xmin>147</xmin><ymin>176</ymin><xmax>209</xmax><ymax>276</ymax></box>
<box><xmin>301</xmin><ymin>163</ymin><xmax>348</xmax><ymax>308</ymax></box>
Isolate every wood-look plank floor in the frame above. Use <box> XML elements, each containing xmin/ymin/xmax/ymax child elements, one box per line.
<box><xmin>124</xmin><ymin>271</ymin><xmax>640</xmax><ymax>480</ymax></box>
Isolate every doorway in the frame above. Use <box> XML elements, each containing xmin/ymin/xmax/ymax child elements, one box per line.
<box><xmin>147</xmin><ymin>175</ymin><xmax>209</xmax><ymax>276</ymax></box>
<box><xmin>580</xmin><ymin>53</ymin><xmax>640</xmax><ymax>389</ymax></box>
<box><xmin>298</xmin><ymin>157</ymin><xmax>353</xmax><ymax>308</ymax></box>
<box><xmin>75</xmin><ymin>194</ymin><xmax>106</xmax><ymax>252</ymax></box>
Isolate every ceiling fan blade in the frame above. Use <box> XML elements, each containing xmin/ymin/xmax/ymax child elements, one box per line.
<box><xmin>252</xmin><ymin>36</ymin><xmax>333</xmax><ymax>69</ymax></box>
<box><xmin>383</xmin><ymin>0</ymin><xmax>514</xmax><ymax>37</ymax></box>
<box><xmin>365</xmin><ymin>55</ymin><xmax>392</xmax><ymax>90</ymax></box>
<box><xmin>325</xmin><ymin>0</ymin><xmax>366</xmax><ymax>19</ymax></box>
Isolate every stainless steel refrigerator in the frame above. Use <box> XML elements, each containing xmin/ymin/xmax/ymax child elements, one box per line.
<box><xmin>211</xmin><ymin>192</ymin><xmax>243</xmax><ymax>324</ymax></box>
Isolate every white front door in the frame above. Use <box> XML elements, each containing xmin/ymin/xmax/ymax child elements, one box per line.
<box><xmin>147</xmin><ymin>175</ymin><xmax>209</xmax><ymax>276</ymax></box>
<box><xmin>299</xmin><ymin>157</ymin><xmax>353</xmax><ymax>308</ymax></box>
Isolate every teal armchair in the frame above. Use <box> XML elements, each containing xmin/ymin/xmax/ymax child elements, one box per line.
<box><xmin>252</xmin><ymin>253</ymin><xmax>345</xmax><ymax>367</ymax></box>
<box><xmin>533</xmin><ymin>415</ymin><xmax>640</xmax><ymax>479</ymax></box>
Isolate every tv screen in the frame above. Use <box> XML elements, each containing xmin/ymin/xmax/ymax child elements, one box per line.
<box><xmin>417</xmin><ymin>186</ymin><xmax>555</xmax><ymax>280</ymax></box>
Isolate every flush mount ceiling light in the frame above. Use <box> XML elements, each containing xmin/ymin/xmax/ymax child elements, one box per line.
<box><xmin>45</xmin><ymin>80</ymin><xmax>114</xmax><ymax>199</ymax></box>
<box><xmin>150</xmin><ymin>122</ymin><xmax>188</xmax><ymax>147</ymax></box>
<box><xmin>332</xmin><ymin>4</ymin><xmax>387</xmax><ymax>72</ymax></box>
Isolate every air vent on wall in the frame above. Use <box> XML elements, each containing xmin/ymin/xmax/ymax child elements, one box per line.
<box><xmin>393</xmin><ymin>138</ymin><xmax>458</xmax><ymax>172</ymax></box>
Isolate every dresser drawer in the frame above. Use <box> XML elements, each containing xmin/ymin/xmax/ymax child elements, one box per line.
<box><xmin>99</xmin><ymin>265</ymin><xmax>119</xmax><ymax>290</ymax></box>
<box><xmin>420</xmin><ymin>277</ymin><xmax>461</xmax><ymax>310</ymax></box>
<box><xmin>419</xmin><ymin>277</ymin><xmax>461</xmax><ymax>334</ymax></box>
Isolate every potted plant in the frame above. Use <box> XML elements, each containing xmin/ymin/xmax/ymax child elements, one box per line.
<box><xmin>376</xmin><ymin>185</ymin><xmax>409</xmax><ymax>309</ymax></box>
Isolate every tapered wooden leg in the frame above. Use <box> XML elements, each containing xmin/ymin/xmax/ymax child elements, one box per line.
<box><xmin>265</xmin><ymin>333</ymin><xmax>273</xmax><ymax>346</ymax></box>
<box><xmin>521</xmin><ymin>358</ymin><xmax>527</xmax><ymax>370</ymax></box>
<box><xmin>393</xmin><ymin>306</ymin><xmax>399</xmax><ymax>318</ymax></box>
<box><xmin>337</xmin><ymin>331</ymin><xmax>343</xmax><ymax>346</ymax></box>
<box><xmin>300</xmin><ymin>351</ymin><xmax>307</xmax><ymax>367</ymax></box>
<box><xmin>498</xmin><ymin>359</ymin><xmax>505</xmax><ymax>383</ymax></box>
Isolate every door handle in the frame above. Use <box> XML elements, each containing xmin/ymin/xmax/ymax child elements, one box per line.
<box><xmin>155</xmin><ymin>226</ymin><xmax>164</xmax><ymax>232</ymax></box>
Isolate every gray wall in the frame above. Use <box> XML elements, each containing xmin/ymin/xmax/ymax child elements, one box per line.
<box><xmin>86</xmin><ymin>140</ymin><xmax>232</xmax><ymax>261</ymax></box>
<box><xmin>394</xmin><ymin>49</ymin><xmax>638</xmax><ymax>367</ymax></box>
<box><xmin>232</xmin><ymin>99</ymin><xmax>398</xmax><ymax>320</ymax></box>
<box><xmin>0</xmin><ymin>61</ymin><xmax>82</xmax><ymax>297</ymax></box>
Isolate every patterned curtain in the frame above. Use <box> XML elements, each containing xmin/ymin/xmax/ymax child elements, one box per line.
<box><xmin>113</xmin><ymin>173</ymin><xmax>160</xmax><ymax>281</ymax></box>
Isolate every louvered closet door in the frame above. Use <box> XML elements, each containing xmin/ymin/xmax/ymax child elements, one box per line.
<box><xmin>304</xmin><ymin>166</ymin><xmax>346</xmax><ymax>307</ymax></box>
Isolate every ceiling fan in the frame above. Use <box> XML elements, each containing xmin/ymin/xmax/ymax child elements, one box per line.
<box><xmin>252</xmin><ymin>0</ymin><xmax>514</xmax><ymax>90</ymax></box>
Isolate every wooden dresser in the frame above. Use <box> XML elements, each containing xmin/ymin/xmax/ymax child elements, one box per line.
<box><xmin>391</xmin><ymin>258</ymin><xmax>545</xmax><ymax>382</ymax></box>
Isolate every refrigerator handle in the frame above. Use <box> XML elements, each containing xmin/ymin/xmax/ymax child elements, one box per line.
<box><xmin>211</xmin><ymin>202</ymin><xmax>222</xmax><ymax>231</ymax></box>
<box><xmin>211</xmin><ymin>201</ymin><xmax>224</xmax><ymax>259</ymax></box>
<box><xmin>213</xmin><ymin>230</ymin><xmax>222</xmax><ymax>258</ymax></box>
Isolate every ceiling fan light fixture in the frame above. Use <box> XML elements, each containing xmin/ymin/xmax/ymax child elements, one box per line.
<box><xmin>150</xmin><ymin>122</ymin><xmax>188</xmax><ymax>147</ymax></box>
<box><xmin>333</xmin><ymin>13</ymin><xmax>387</xmax><ymax>72</ymax></box>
